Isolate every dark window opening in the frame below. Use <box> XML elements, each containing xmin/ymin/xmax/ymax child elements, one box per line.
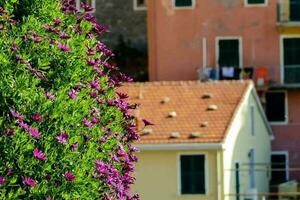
<box><xmin>283</xmin><ymin>38</ymin><xmax>300</xmax><ymax>84</ymax></box>
<box><xmin>218</xmin><ymin>39</ymin><xmax>241</xmax><ymax>80</ymax></box>
<box><xmin>290</xmin><ymin>0</ymin><xmax>300</xmax><ymax>21</ymax></box>
<box><xmin>175</xmin><ymin>0</ymin><xmax>193</xmax><ymax>7</ymax></box>
<box><xmin>180</xmin><ymin>155</ymin><xmax>205</xmax><ymax>194</ymax></box>
<box><xmin>271</xmin><ymin>154</ymin><xmax>288</xmax><ymax>185</ymax></box>
<box><xmin>247</xmin><ymin>0</ymin><xmax>265</xmax><ymax>4</ymax></box>
<box><xmin>136</xmin><ymin>0</ymin><xmax>147</xmax><ymax>8</ymax></box>
<box><xmin>265</xmin><ymin>92</ymin><xmax>286</xmax><ymax>122</ymax></box>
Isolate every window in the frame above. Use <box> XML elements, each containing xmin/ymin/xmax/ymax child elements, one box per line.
<box><xmin>133</xmin><ymin>0</ymin><xmax>147</xmax><ymax>10</ymax></box>
<box><xmin>217</xmin><ymin>38</ymin><xmax>242</xmax><ymax>80</ymax></box>
<box><xmin>265</xmin><ymin>92</ymin><xmax>287</xmax><ymax>123</ymax></box>
<box><xmin>248</xmin><ymin>149</ymin><xmax>256</xmax><ymax>189</ymax></box>
<box><xmin>283</xmin><ymin>38</ymin><xmax>300</xmax><ymax>84</ymax></box>
<box><xmin>250</xmin><ymin>106</ymin><xmax>255</xmax><ymax>136</ymax></box>
<box><xmin>247</xmin><ymin>0</ymin><xmax>265</xmax><ymax>4</ymax></box>
<box><xmin>271</xmin><ymin>153</ymin><xmax>288</xmax><ymax>185</ymax></box>
<box><xmin>246</xmin><ymin>0</ymin><xmax>266</xmax><ymax>6</ymax></box>
<box><xmin>180</xmin><ymin>155</ymin><xmax>206</xmax><ymax>194</ymax></box>
<box><xmin>173</xmin><ymin>0</ymin><xmax>195</xmax><ymax>8</ymax></box>
<box><xmin>76</xmin><ymin>0</ymin><xmax>96</xmax><ymax>12</ymax></box>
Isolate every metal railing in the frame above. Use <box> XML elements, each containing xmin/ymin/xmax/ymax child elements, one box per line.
<box><xmin>278</xmin><ymin>0</ymin><xmax>300</xmax><ymax>24</ymax></box>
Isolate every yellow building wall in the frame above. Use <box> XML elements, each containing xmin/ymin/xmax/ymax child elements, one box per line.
<box><xmin>222</xmin><ymin>90</ymin><xmax>271</xmax><ymax>200</ymax></box>
<box><xmin>132</xmin><ymin>150</ymin><xmax>219</xmax><ymax>200</ymax></box>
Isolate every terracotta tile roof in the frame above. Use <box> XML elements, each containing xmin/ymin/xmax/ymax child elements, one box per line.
<box><xmin>120</xmin><ymin>80</ymin><xmax>252</xmax><ymax>145</ymax></box>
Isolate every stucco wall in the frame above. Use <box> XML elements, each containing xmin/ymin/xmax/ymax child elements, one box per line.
<box><xmin>95</xmin><ymin>0</ymin><xmax>147</xmax><ymax>51</ymax></box>
<box><xmin>148</xmin><ymin>0</ymin><xmax>280</xmax><ymax>81</ymax></box>
<box><xmin>272</xmin><ymin>90</ymin><xmax>300</xmax><ymax>181</ymax></box>
<box><xmin>223</xmin><ymin>89</ymin><xmax>271</xmax><ymax>200</ymax></box>
<box><xmin>132</xmin><ymin>150</ymin><xmax>219</xmax><ymax>200</ymax></box>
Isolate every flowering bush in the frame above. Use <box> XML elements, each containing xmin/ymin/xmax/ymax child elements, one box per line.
<box><xmin>0</xmin><ymin>0</ymin><xmax>140</xmax><ymax>199</ymax></box>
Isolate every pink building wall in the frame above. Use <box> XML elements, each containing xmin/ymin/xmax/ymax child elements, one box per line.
<box><xmin>147</xmin><ymin>0</ymin><xmax>300</xmax><ymax>183</ymax></box>
<box><xmin>148</xmin><ymin>0</ymin><xmax>281</xmax><ymax>82</ymax></box>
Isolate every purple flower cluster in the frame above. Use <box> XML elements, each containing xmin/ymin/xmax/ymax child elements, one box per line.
<box><xmin>56</xmin><ymin>132</ymin><xmax>69</xmax><ymax>145</ymax></box>
<box><xmin>63</xmin><ymin>172</ymin><xmax>76</xmax><ymax>182</ymax></box>
<box><xmin>23</xmin><ymin>176</ymin><xmax>37</xmax><ymax>187</ymax></box>
<box><xmin>33</xmin><ymin>148</ymin><xmax>47</xmax><ymax>161</ymax></box>
<box><xmin>1</xmin><ymin>2</ymin><xmax>143</xmax><ymax>199</ymax></box>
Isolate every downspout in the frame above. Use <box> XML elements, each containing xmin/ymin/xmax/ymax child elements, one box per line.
<box><xmin>235</xmin><ymin>162</ymin><xmax>240</xmax><ymax>200</ymax></box>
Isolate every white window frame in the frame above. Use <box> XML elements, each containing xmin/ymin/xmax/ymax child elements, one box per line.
<box><xmin>177</xmin><ymin>153</ymin><xmax>208</xmax><ymax>196</ymax></box>
<box><xmin>244</xmin><ymin>0</ymin><xmax>268</xmax><ymax>7</ymax></box>
<box><xmin>271</xmin><ymin>151</ymin><xmax>289</xmax><ymax>182</ymax></box>
<box><xmin>265</xmin><ymin>90</ymin><xmax>288</xmax><ymax>125</ymax></box>
<box><xmin>76</xmin><ymin>0</ymin><xmax>96</xmax><ymax>13</ymax></box>
<box><xmin>250</xmin><ymin>105</ymin><xmax>255</xmax><ymax>136</ymax></box>
<box><xmin>215</xmin><ymin>36</ymin><xmax>243</xmax><ymax>80</ymax></box>
<box><xmin>280</xmin><ymin>35</ymin><xmax>300</xmax><ymax>86</ymax></box>
<box><xmin>172</xmin><ymin>0</ymin><xmax>196</xmax><ymax>10</ymax></box>
<box><xmin>133</xmin><ymin>0</ymin><xmax>147</xmax><ymax>11</ymax></box>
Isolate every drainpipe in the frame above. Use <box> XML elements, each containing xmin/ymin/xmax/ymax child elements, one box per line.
<box><xmin>235</xmin><ymin>162</ymin><xmax>240</xmax><ymax>200</ymax></box>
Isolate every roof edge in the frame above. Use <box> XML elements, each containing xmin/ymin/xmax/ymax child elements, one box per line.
<box><xmin>222</xmin><ymin>81</ymin><xmax>253</xmax><ymax>144</ymax></box>
<box><xmin>251</xmin><ymin>88</ymin><xmax>274</xmax><ymax>138</ymax></box>
<box><xmin>135</xmin><ymin>143</ymin><xmax>223</xmax><ymax>151</ymax></box>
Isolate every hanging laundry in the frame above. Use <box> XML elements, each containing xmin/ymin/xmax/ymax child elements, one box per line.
<box><xmin>222</xmin><ymin>67</ymin><xmax>234</xmax><ymax>78</ymax></box>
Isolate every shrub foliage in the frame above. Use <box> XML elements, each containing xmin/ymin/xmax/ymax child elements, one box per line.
<box><xmin>0</xmin><ymin>0</ymin><xmax>140</xmax><ymax>199</ymax></box>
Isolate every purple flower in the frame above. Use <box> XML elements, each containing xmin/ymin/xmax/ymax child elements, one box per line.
<box><xmin>86</xmin><ymin>48</ymin><xmax>96</xmax><ymax>56</ymax></box>
<box><xmin>142</xmin><ymin>119</ymin><xmax>154</xmax><ymax>126</ymax></box>
<box><xmin>116</xmin><ymin>92</ymin><xmax>129</xmax><ymax>99</ymax></box>
<box><xmin>28</xmin><ymin>127</ymin><xmax>41</xmax><ymax>139</ymax></box>
<box><xmin>91</xmin><ymin>117</ymin><xmax>99</xmax><ymax>124</ymax></box>
<box><xmin>82</xmin><ymin>118</ymin><xmax>93</xmax><ymax>128</ymax></box>
<box><xmin>99</xmin><ymin>137</ymin><xmax>106</xmax><ymax>143</ymax></box>
<box><xmin>63</xmin><ymin>172</ymin><xmax>75</xmax><ymax>182</ymax></box>
<box><xmin>85</xmin><ymin>58</ymin><xmax>98</xmax><ymax>66</ymax></box>
<box><xmin>6</xmin><ymin>168</ymin><xmax>14</xmax><ymax>176</ymax></box>
<box><xmin>68</xmin><ymin>89</ymin><xmax>78</xmax><ymax>99</ymax></box>
<box><xmin>10</xmin><ymin>109</ymin><xmax>25</xmax><ymax>120</ymax></box>
<box><xmin>80</xmin><ymin>2</ymin><xmax>94</xmax><ymax>12</ymax></box>
<box><xmin>32</xmin><ymin>34</ymin><xmax>42</xmax><ymax>43</ymax></box>
<box><xmin>10</xmin><ymin>44</ymin><xmax>17</xmax><ymax>52</ymax></box>
<box><xmin>45</xmin><ymin>91</ymin><xmax>56</xmax><ymax>101</ymax></box>
<box><xmin>53</xmin><ymin>19</ymin><xmax>62</xmax><ymax>26</ymax></box>
<box><xmin>44</xmin><ymin>24</ymin><xmax>57</xmax><ymax>33</ymax></box>
<box><xmin>23</xmin><ymin>176</ymin><xmax>37</xmax><ymax>187</ymax></box>
<box><xmin>89</xmin><ymin>79</ymin><xmax>100</xmax><ymax>90</ymax></box>
<box><xmin>84</xmin><ymin>14</ymin><xmax>96</xmax><ymax>22</ymax></box>
<box><xmin>58</xmin><ymin>42</ymin><xmax>70</xmax><ymax>52</ymax></box>
<box><xmin>17</xmin><ymin>121</ymin><xmax>29</xmax><ymax>130</ymax></box>
<box><xmin>117</xmin><ymin>149</ymin><xmax>127</xmax><ymax>157</ymax></box>
<box><xmin>56</xmin><ymin>132</ymin><xmax>69</xmax><ymax>145</ymax></box>
<box><xmin>94</xmin><ymin>160</ymin><xmax>109</xmax><ymax>175</ymax></box>
<box><xmin>33</xmin><ymin>148</ymin><xmax>47</xmax><ymax>161</ymax></box>
<box><xmin>90</xmin><ymin>91</ymin><xmax>97</xmax><ymax>98</ymax></box>
<box><xmin>0</xmin><ymin>176</ymin><xmax>5</xmax><ymax>185</ymax></box>
<box><xmin>32</xmin><ymin>113</ymin><xmax>43</xmax><ymax>122</ymax></box>
<box><xmin>70</xmin><ymin>142</ymin><xmax>78</xmax><ymax>151</ymax></box>
<box><xmin>59</xmin><ymin>31</ymin><xmax>71</xmax><ymax>39</ymax></box>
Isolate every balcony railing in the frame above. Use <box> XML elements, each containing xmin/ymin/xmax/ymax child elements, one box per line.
<box><xmin>284</xmin><ymin>65</ymin><xmax>300</xmax><ymax>84</ymax></box>
<box><xmin>277</xmin><ymin>0</ymin><xmax>300</xmax><ymax>25</ymax></box>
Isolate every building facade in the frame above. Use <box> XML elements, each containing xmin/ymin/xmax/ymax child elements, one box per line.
<box><xmin>121</xmin><ymin>81</ymin><xmax>272</xmax><ymax>200</ymax></box>
<box><xmin>147</xmin><ymin>0</ymin><xmax>300</xmax><ymax>190</ymax></box>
